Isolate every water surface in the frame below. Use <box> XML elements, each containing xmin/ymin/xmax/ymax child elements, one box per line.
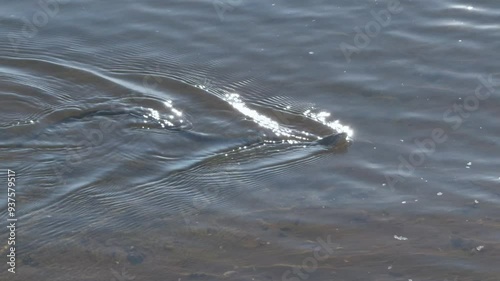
<box><xmin>1</xmin><ymin>0</ymin><xmax>499</xmax><ymax>280</ymax></box>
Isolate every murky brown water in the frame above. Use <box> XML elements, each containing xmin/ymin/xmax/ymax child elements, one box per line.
<box><xmin>1</xmin><ymin>0</ymin><xmax>499</xmax><ymax>280</ymax></box>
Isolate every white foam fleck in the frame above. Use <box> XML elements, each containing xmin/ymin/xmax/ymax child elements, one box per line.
<box><xmin>394</xmin><ymin>235</ymin><xmax>408</xmax><ymax>241</ymax></box>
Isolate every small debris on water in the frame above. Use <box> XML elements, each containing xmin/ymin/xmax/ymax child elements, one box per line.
<box><xmin>394</xmin><ymin>235</ymin><xmax>408</xmax><ymax>241</ymax></box>
<box><xmin>402</xmin><ymin>201</ymin><xmax>406</xmax><ymax>204</ymax></box>
<box><xmin>474</xmin><ymin>199</ymin><xmax>479</xmax><ymax>204</ymax></box>
<box><xmin>466</xmin><ymin>162</ymin><xmax>472</xmax><ymax>168</ymax></box>
<box><xmin>476</xmin><ymin>245</ymin><xmax>484</xmax><ymax>251</ymax></box>
<box><xmin>437</xmin><ymin>192</ymin><xmax>443</xmax><ymax>196</ymax></box>
<box><xmin>388</xmin><ymin>265</ymin><xmax>392</xmax><ymax>270</ymax></box>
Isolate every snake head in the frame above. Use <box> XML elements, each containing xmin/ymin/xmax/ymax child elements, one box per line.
<box><xmin>316</xmin><ymin>132</ymin><xmax>349</xmax><ymax>147</ymax></box>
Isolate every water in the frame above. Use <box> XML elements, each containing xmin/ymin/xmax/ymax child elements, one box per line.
<box><xmin>1</xmin><ymin>0</ymin><xmax>499</xmax><ymax>280</ymax></box>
